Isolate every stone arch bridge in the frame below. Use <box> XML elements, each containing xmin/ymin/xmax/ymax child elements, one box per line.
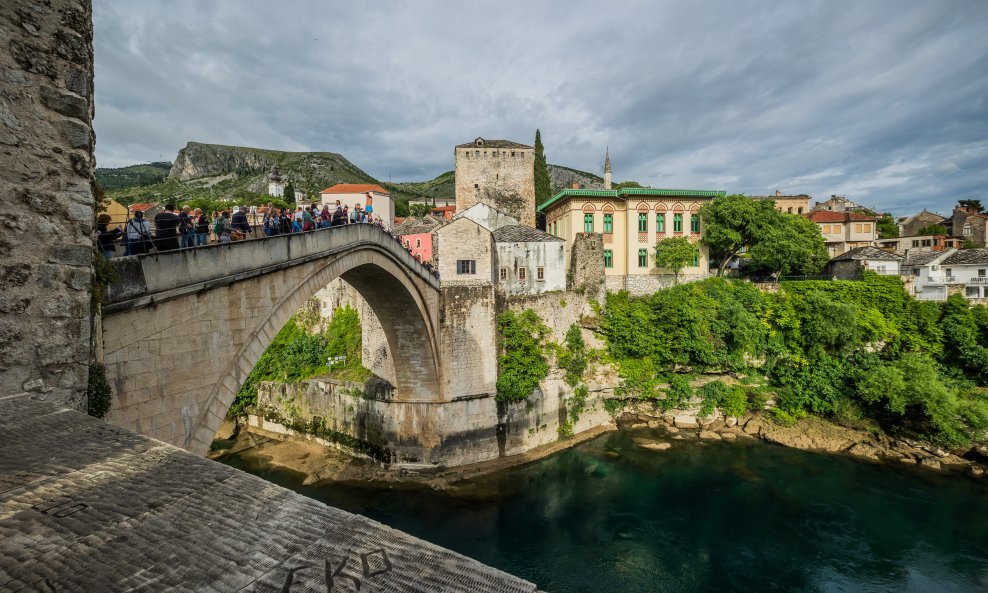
<box><xmin>100</xmin><ymin>224</ymin><xmax>496</xmax><ymax>456</ymax></box>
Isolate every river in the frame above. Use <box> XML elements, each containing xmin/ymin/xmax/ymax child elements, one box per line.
<box><xmin>218</xmin><ymin>429</ymin><xmax>988</xmax><ymax>592</ymax></box>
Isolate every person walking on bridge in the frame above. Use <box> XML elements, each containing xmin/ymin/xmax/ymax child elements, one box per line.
<box><xmin>153</xmin><ymin>203</ymin><xmax>181</xmax><ymax>251</ymax></box>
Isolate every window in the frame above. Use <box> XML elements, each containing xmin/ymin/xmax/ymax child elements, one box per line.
<box><xmin>964</xmin><ymin>223</ymin><xmax>973</xmax><ymax>236</ymax></box>
<box><xmin>603</xmin><ymin>249</ymin><xmax>613</xmax><ymax>268</ymax></box>
<box><xmin>787</xmin><ymin>207</ymin><xmax>793</xmax><ymax>213</ymax></box>
<box><xmin>912</xmin><ymin>240</ymin><xmax>919</xmax><ymax>247</ymax></box>
<box><xmin>584</xmin><ymin>213</ymin><xmax>594</xmax><ymax>233</ymax></box>
<box><xmin>692</xmin><ymin>250</ymin><xmax>699</xmax><ymax>267</ymax></box>
<box><xmin>638</xmin><ymin>249</ymin><xmax>647</xmax><ymax>267</ymax></box>
<box><xmin>798</xmin><ymin>207</ymin><xmax>804</xmax><ymax>214</ymax></box>
<box><xmin>518</xmin><ymin>267</ymin><xmax>526</xmax><ymax>281</ymax></box>
<box><xmin>673</xmin><ymin>213</ymin><xmax>683</xmax><ymax>233</ymax></box>
<box><xmin>415</xmin><ymin>238</ymin><xmax>421</xmax><ymax>248</ymax></box>
<box><xmin>537</xmin><ymin>267</ymin><xmax>545</xmax><ymax>281</ymax></box>
<box><xmin>979</xmin><ymin>269</ymin><xmax>986</xmax><ymax>277</ymax></box>
<box><xmin>456</xmin><ymin>260</ymin><xmax>476</xmax><ymax>274</ymax></box>
<box><xmin>690</xmin><ymin>214</ymin><xmax>699</xmax><ymax>233</ymax></box>
<box><xmin>499</xmin><ymin>267</ymin><xmax>507</xmax><ymax>281</ymax></box>
<box><xmin>603</xmin><ymin>213</ymin><xmax>613</xmax><ymax>233</ymax></box>
<box><xmin>656</xmin><ymin>213</ymin><xmax>665</xmax><ymax>233</ymax></box>
<box><xmin>638</xmin><ymin>213</ymin><xmax>647</xmax><ymax>233</ymax></box>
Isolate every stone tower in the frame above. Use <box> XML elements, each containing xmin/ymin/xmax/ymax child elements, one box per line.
<box><xmin>267</xmin><ymin>164</ymin><xmax>284</xmax><ymax>198</ymax></box>
<box><xmin>604</xmin><ymin>147</ymin><xmax>612</xmax><ymax>190</ymax></box>
<box><xmin>454</xmin><ymin>137</ymin><xmax>536</xmax><ymax>227</ymax></box>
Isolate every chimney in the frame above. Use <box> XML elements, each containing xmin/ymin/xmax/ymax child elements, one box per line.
<box><xmin>775</xmin><ymin>190</ymin><xmax>781</xmax><ymax>197</ymax></box>
<box><xmin>572</xmin><ymin>182</ymin><xmax>581</xmax><ymax>189</ymax></box>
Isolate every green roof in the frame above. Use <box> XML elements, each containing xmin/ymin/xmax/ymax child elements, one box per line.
<box><xmin>537</xmin><ymin>187</ymin><xmax>727</xmax><ymax>212</ymax></box>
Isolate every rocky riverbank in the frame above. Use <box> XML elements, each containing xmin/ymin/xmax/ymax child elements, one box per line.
<box><xmin>622</xmin><ymin>408</ymin><xmax>988</xmax><ymax>478</ymax></box>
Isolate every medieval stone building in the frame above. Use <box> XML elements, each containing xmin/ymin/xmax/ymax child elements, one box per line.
<box><xmin>454</xmin><ymin>137</ymin><xmax>536</xmax><ymax>228</ymax></box>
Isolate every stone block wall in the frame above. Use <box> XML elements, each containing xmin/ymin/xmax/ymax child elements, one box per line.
<box><xmin>454</xmin><ymin>145</ymin><xmax>535</xmax><ymax>227</ymax></box>
<box><xmin>0</xmin><ymin>0</ymin><xmax>95</xmax><ymax>405</ymax></box>
<box><xmin>435</xmin><ymin>217</ymin><xmax>496</xmax><ymax>285</ymax></box>
<box><xmin>439</xmin><ymin>284</ymin><xmax>497</xmax><ymax>399</ymax></box>
<box><xmin>569</xmin><ymin>232</ymin><xmax>604</xmax><ymax>295</ymax></box>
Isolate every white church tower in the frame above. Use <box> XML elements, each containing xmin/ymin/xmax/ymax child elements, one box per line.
<box><xmin>267</xmin><ymin>164</ymin><xmax>285</xmax><ymax>198</ymax></box>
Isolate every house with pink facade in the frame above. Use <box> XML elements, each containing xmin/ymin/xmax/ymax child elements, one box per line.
<box><xmin>394</xmin><ymin>215</ymin><xmax>447</xmax><ymax>263</ymax></box>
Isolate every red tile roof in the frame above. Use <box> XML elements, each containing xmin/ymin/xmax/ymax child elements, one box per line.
<box><xmin>320</xmin><ymin>183</ymin><xmax>389</xmax><ymax>195</ymax></box>
<box><xmin>804</xmin><ymin>211</ymin><xmax>877</xmax><ymax>223</ymax></box>
<box><xmin>128</xmin><ymin>203</ymin><xmax>158</xmax><ymax>212</ymax></box>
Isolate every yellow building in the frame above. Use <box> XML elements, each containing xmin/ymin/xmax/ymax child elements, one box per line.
<box><xmin>539</xmin><ymin>187</ymin><xmax>725</xmax><ymax>293</ymax></box>
<box><xmin>102</xmin><ymin>198</ymin><xmax>130</xmax><ymax>227</ymax></box>
<box><xmin>749</xmin><ymin>191</ymin><xmax>810</xmax><ymax>215</ymax></box>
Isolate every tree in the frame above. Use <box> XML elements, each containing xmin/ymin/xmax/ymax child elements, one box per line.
<box><xmin>959</xmin><ymin>199</ymin><xmax>983</xmax><ymax>213</ymax></box>
<box><xmin>748</xmin><ymin>214</ymin><xmax>829</xmax><ymax>276</ymax></box>
<box><xmin>533</xmin><ymin>130</ymin><xmax>551</xmax><ymax>229</ymax></box>
<box><xmin>283</xmin><ymin>180</ymin><xmax>296</xmax><ymax>202</ymax></box>
<box><xmin>699</xmin><ymin>194</ymin><xmax>778</xmax><ymax>276</ymax></box>
<box><xmin>612</xmin><ymin>181</ymin><xmax>644</xmax><ymax>190</ymax></box>
<box><xmin>877</xmin><ymin>213</ymin><xmax>899</xmax><ymax>239</ymax></box>
<box><xmin>917</xmin><ymin>224</ymin><xmax>948</xmax><ymax>236</ymax></box>
<box><xmin>654</xmin><ymin>237</ymin><xmax>698</xmax><ymax>284</ymax></box>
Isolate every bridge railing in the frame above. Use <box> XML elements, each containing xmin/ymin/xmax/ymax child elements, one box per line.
<box><xmin>105</xmin><ymin>222</ymin><xmax>438</xmax><ymax>305</ymax></box>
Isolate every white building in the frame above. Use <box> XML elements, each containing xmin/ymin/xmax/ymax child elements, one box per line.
<box><xmin>267</xmin><ymin>165</ymin><xmax>284</xmax><ymax>198</ymax></box>
<box><xmin>825</xmin><ymin>246</ymin><xmax>902</xmax><ymax>278</ymax></box>
<box><xmin>907</xmin><ymin>249</ymin><xmax>988</xmax><ymax>301</ymax></box>
<box><xmin>493</xmin><ymin>225</ymin><xmax>566</xmax><ymax>295</ymax></box>
<box><xmin>319</xmin><ymin>183</ymin><xmax>395</xmax><ymax>228</ymax></box>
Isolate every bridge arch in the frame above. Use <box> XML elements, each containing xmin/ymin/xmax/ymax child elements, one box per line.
<box><xmin>100</xmin><ymin>225</ymin><xmax>443</xmax><ymax>455</ymax></box>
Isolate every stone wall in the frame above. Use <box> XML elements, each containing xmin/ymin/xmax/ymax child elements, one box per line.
<box><xmin>0</xmin><ymin>0</ymin><xmax>96</xmax><ymax>405</ymax></box>
<box><xmin>569</xmin><ymin>232</ymin><xmax>604</xmax><ymax>295</ymax></box>
<box><xmin>434</xmin><ymin>217</ymin><xmax>496</xmax><ymax>285</ymax></box>
<box><xmin>439</xmin><ymin>284</ymin><xmax>498</xmax><ymax>398</ymax></box>
<box><xmin>454</xmin><ymin>145</ymin><xmax>535</xmax><ymax>227</ymax></box>
<box><xmin>605</xmin><ymin>273</ymin><xmax>708</xmax><ymax>296</ymax></box>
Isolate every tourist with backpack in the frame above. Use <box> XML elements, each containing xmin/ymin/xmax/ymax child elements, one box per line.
<box><xmin>214</xmin><ymin>211</ymin><xmax>233</xmax><ymax>244</ymax></box>
<box><xmin>194</xmin><ymin>209</ymin><xmax>210</xmax><ymax>246</ymax></box>
<box><xmin>125</xmin><ymin>210</ymin><xmax>153</xmax><ymax>255</ymax></box>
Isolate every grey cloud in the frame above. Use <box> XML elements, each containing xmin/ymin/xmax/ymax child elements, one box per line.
<box><xmin>93</xmin><ymin>0</ymin><xmax>988</xmax><ymax>216</ymax></box>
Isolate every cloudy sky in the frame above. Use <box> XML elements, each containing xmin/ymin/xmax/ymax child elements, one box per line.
<box><xmin>93</xmin><ymin>0</ymin><xmax>988</xmax><ymax>215</ymax></box>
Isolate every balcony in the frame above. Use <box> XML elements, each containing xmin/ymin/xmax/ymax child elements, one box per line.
<box><xmin>971</xmin><ymin>277</ymin><xmax>988</xmax><ymax>284</ymax></box>
<box><xmin>945</xmin><ymin>276</ymin><xmax>958</xmax><ymax>283</ymax></box>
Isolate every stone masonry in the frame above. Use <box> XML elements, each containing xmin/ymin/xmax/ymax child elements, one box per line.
<box><xmin>569</xmin><ymin>232</ymin><xmax>605</xmax><ymax>296</ymax></box>
<box><xmin>100</xmin><ymin>226</ymin><xmax>443</xmax><ymax>455</ymax></box>
<box><xmin>0</xmin><ymin>0</ymin><xmax>96</xmax><ymax>406</ymax></box>
<box><xmin>454</xmin><ymin>138</ymin><xmax>536</xmax><ymax>227</ymax></box>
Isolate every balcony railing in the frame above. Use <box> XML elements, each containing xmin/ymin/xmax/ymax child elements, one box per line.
<box><xmin>945</xmin><ymin>276</ymin><xmax>958</xmax><ymax>283</ymax></box>
<box><xmin>971</xmin><ymin>277</ymin><xmax>988</xmax><ymax>284</ymax></box>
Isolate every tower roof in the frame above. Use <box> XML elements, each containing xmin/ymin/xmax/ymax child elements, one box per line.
<box><xmin>604</xmin><ymin>146</ymin><xmax>611</xmax><ymax>174</ymax></box>
<box><xmin>455</xmin><ymin>137</ymin><xmax>532</xmax><ymax>149</ymax></box>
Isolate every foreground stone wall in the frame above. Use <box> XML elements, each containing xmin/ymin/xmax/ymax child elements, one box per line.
<box><xmin>0</xmin><ymin>1</ymin><xmax>96</xmax><ymax>405</ymax></box>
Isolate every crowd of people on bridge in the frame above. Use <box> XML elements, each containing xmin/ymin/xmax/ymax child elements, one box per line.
<box><xmin>97</xmin><ymin>196</ymin><xmax>439</xmax><ymax>279</ymax></box>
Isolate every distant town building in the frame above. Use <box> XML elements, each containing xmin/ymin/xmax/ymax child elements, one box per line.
<box><xmin>907</xmin><ymin>248</ymin><xmax>988</xmax><ymax>302</ymax></box>
<box><xmin>812</xmin><ymin>195</ymin><xmax>868</xmax><ymax>213</ymax></box>
<box><xmin>749</xmin><ymin>191</ymin><xmax>810</xmax><ymax>214</ymax></box>
<box><xmin>267</xmin><ymin>165</ymin><xmax>284</xmax><ymax>198</ymax></box>
<box><xmin>804</xmin><ymin>210</ymin><xmax>878</xmax><ymax>257</ymax></box>
<box><xmin>454</xmin><ymin>137</ymin><xmax>536</xmax><ymax>228</ymax></box>
<box><xmin>824</xmin><ymin>246</ymin><xmax>903</xmax><ymax>278</ymax></box>
<box><xmin>539</xmin><ymin>184</ymin><xmax>725</xmax><ymax>294</ymax></box>
<box><xmin>319</xmin><ymin>183</ymin><xmax>395</xmax><ymax>228</ymax></box>
<box><xmin>294</xmin><ymin>189</ymin><xmax>306</xmax><ymax>204</ymax></box>
<box><xmin>877</xmin><ymin>234</ymin><xmax>962</xmax><ymax>256</ymax></box>
<box><xmin>394</xmin><ymin>215</ymin><xmax>447</xmax><ymax>263</ymax></box>
<box><xmin>429</xmin><ymin>205</ymin><xmax>456</xmax><ymax>220</ymax></box>
<box><xmin>104</xmin><ymin>198</ymin><xmax>130</xmax><ymax>226</ymax></box>
<box><xmin>944</xmin><ymin>204</ymin><xmax>988</xmax><ymax>248</ymax></box>
<box><xmin>898</xmin><ymin>209</ymin><xmax>947</xmax><ymax>237</ymax></box>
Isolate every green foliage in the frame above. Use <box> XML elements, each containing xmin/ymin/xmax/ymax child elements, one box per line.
<box><xmin>653</xmin><ymin>237</ymin><xmax>699</xmax><ymax>283</ymax></box>
<box><xmin>568</xmin><ymin>384</ymin><xmax>590</xmax><ymax>423</ymax></box>
<box><xmin>601</xmin><ymin>274</ymin><xmax>988</xmax><ymax>448</ymax></box>
<box><xmin>228</xmin><ymin>306</ymin><xmax>370</xmax><ymax>418</ymax></box>
<box><xmin>534</xmin><ymin>130</ymin><xmax>552</xmax><ymax>213</ymax></box>
<box><xmin>664</xmin><ymin>374</ymin><xmax>695</xmax><ymax>411</ymax></box>
<box><xmin>958</xmin><ymin>199</ymin><xmax>983</xmax><ymax>213</ymax></box>
<box><xmin>699</xmin><ymin>194</ymin><xmax>778</xmax><ymax>275</ymax></box>
<box><xmin>916</xmin><ymin>224</ymin><xmax>947</xmax><ymax>236</ymax></box>
<box><xmin>283</xmin><ymin>180</ymin><xmax>296</xmax><ymax>202</ymax></box>
<box><xmin>95</xmin><ymin>162</ymin><xmax>171</xmax><ymax>191</ymax></box>
<box><xmin>496</xmin><ymin>310</ymin><xmax>551</xmax><ymax>402</ymax></box>
<box><xmin>877</xmin><ymin>213</ymin><xmax>899</xmax><ymax>239</ymax></box>
<box><xmin>558</xmin><ymin>324</ymin><xmax>588</xmax><ymax>387</ymax></box>
<box><xmin>86</xmin><ymin>362</ymin><xmax>113</xmax><ymax>419</ymax></box>
<box><xmin>747</xmin><ymin>213</ymin><xmax>828</xmax><ymax>276</ymax></box>
<box><xmin>557</xmin><ymin>419</ymin><xmax>575</xmax><ymax>438</ymax></box>
<box><xmin>612</xmin><ymin>181</ymin><xmax>644</xmax><ymax>189</ymax></box>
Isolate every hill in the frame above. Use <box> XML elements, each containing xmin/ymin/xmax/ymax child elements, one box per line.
<box><xmin>95</xmin><ymin>162</ymin><xmax>171</xmax><ymax>191</ymax></box>
<box><xmin>104</xmin><ymin>142</ymin><xmax>379</xmax><ymax>206</ymax></box>
<box><xmin>100</xmin><ymin>142</ymin><xmax>614</xmax><ymax>210</ymax></box>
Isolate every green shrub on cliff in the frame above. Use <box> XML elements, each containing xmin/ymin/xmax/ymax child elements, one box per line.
<box><xmin>601</xmin><ymin>273</ymin><xmax>988</xmax><ymax>448</ymax></box>
<box><xmin>496</xmin><ymin>310</ymin><xmax>551</xmax><ymax>403</ymax></box>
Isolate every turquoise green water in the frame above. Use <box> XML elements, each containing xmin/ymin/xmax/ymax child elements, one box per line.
<box><xmin>220</xmin><ymin>430</ymin><xmax>988</xmax><ymax>592</ymax></box>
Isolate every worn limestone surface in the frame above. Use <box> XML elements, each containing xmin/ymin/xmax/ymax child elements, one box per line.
<box><xmin>0</xmin><ymin>393</ymin><xmax>543</xmax><ymax>593</ymax></box>
<box><xmin>0</xmin><ymin>0</ymin><xmax>96</xmax><ymax>406</ymax></box>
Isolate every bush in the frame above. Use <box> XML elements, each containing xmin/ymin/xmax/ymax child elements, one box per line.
<box><xmin>496</xmin><ymin>310</ymin><xmax>551</xmax><ymax>403</ymax></box>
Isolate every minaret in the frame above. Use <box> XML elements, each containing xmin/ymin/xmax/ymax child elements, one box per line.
<box><xmin>604</xmin><ymin>146</ymin><xmax>612</xmax><ymax>190</ymax></box>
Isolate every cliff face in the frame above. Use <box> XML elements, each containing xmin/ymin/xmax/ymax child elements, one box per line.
<box><xmin>169</xmin><ymin>142</ymin><xmax>274</xmax><ymax>181</ymax></box>
<box><xmin>548</xmin><ymin>164</ymin><xmax>605</xmax><ymax>192</ymax></box>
